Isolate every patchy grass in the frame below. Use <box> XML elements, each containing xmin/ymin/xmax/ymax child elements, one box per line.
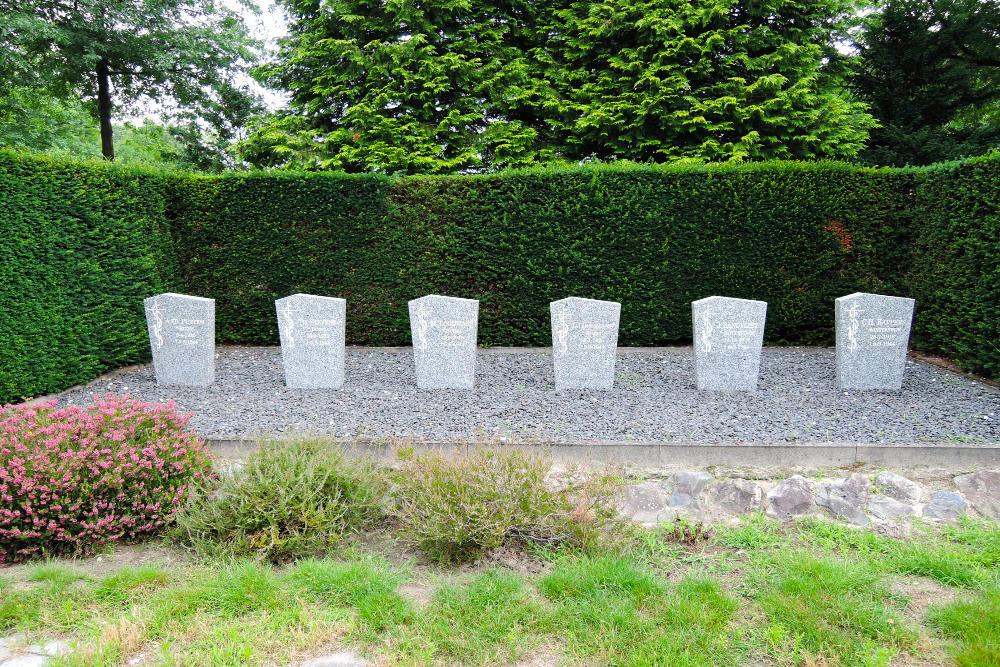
<box><xmin>748</xmin><ymin>553</ymin><xmax>917</xmax><ymax>666</ymax></box>
<box><xmin>1</xmin><ymin>516</ymin><xmax>998</xmax><ymax>666</ymax></box>
<box><xmin>928</xmin><ymin>585</ymin><xmax>1000</xmax><ymax>666</ymax></box>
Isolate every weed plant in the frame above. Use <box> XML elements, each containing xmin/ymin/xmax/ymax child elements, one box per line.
<box><xmin>392</xmin><ymin>446</ymin><xmax>622</xmax><ymax>562</ymax></box>
<box><xmin>171</xmin><ymin>437</ymin><xmax>385</xmax><ymax>562</ymax></box>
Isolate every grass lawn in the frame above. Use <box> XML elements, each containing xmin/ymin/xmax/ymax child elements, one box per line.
<box><xmin>1</xmin><ymin>515</ymin><xmax>998</xmax><ymax>666</ymax></box>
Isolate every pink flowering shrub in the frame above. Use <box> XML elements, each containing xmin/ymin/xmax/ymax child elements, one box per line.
<box><xmin>0</xmin><ymin>393</ymin><xmax>213</xmax><ymax>565</ymax></box>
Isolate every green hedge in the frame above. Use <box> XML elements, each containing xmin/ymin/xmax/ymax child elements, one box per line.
<box><xmin>0</xmin><ymin>151</ymin><xmax>179</xmax><ymax>403</ymax></box>
<box><xmin>167</xmin><ymin>162</ymin><xmax>913</xmax><ymax>347</ymax></box>
<box><xmin>1</xmin><ymin>151</ymin><xmax>997</xmax><ymax>405</ymax></box>
<box><xmin>906</xmin><ymin>155</ymin><xmax>1000</xmax><ymax>378</ymax></box>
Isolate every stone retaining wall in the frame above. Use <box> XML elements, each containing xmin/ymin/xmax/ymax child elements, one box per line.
<box><xmin>617</xmin><ymin>469</ymin><xmax>1000</xmax><ymax>532</ymax></box>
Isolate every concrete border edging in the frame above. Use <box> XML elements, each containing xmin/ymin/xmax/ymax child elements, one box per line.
<box><xmin>207</xmin><ymin>438</ymin><xmax>1000</xmax><ymax>467</ymax></box>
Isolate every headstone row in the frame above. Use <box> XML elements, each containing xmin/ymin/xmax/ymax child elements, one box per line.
<box><xmin>144</xmin><ymin>292</ymin><xmax>915</xmax><ymax>391</ymax></box>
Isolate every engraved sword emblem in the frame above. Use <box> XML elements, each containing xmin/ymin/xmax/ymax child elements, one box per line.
<box><xmin>415</xmin><ymin>304</ymin><xmax>429</xmax><ymax>351</ymax></box>
<box><xmin>278</xmin><ymin>304</ymin><xmax>301</xmax><ymax>348</ymax></box>
<box><xmin>698</xmin><ymin>306</ymin><xmax>713</xmax><ymax>354</ymax></box>
<box><xmin>554</xmin><ymin>303</ymin><xmax>571</xmax><ymax>355</ymax></box>
<box><xmin>147</xmin><ymin>298</ymin><xmax>165</xmax><ymax>349</ymax></box>
<box><xmin>845</xmin><ymin>303</ymin><xmax>864</xmax><ymax>353</ymax></box>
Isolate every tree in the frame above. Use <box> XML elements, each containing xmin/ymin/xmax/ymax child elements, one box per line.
<box><xmin>0</xmin><ymin>0</ymin><xmax>262</xmax><ymax>160</ymax></box>
<box><xmin>244</xmin><ymin>0</ymin><xmax>876</xmax><ymax>173</ymax></box>
<box><xmin>853</xmin><ymin>0</ymin><xmax>1000</xmax><ymax>165</ymax></box>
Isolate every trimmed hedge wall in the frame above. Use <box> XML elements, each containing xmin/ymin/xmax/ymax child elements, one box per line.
<box><xmin>1</xmin><ymin>151</ymin><xmax>997</xmax><ymax>404</ymax></box>
<box><xmin>167</xmin><ymin>162</ymin><xmax>913</xmax><ymax>347</ymax></box>
<box><xmin>0</xmin><ymin>151</ymin><xmax>179</xmax><ymax>403</ymax></box>
<box><xmin>907</xmin><ymin>155</ymin><xmax>1000</xmax><ymax>379</ymax></box>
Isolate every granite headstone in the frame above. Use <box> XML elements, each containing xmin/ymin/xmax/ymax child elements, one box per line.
<box><xmin>835</xmin><ymin>292</ymin><xmax>915</xmax><ymax>391</ymax></box>
<box><xmin>691</xmin><ymin>296</ymin><xmax>767</xmax><ymax>391</ymax></box>
<box><xmin>550</xmin><ymin>297</ymin><xmax>621</xmax><ymax>389</ymax></box>
<box><xmin>143</xmin><ymin>292</ymin><xmax>215</xmax><ymax>386</ymax></box>
<box><xmin>408</xmin><ymin>294</ymin><xmax>479</xmax><ymax>389</ymax></box>
<box><xmin>275</xmin><ymin>294</ymin><xmax>347</xmax><ymax>389</ymax></box>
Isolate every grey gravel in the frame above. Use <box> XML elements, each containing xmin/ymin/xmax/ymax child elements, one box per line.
<box><xmin>44</xmin><ymin>346</ymin><xmax>1000</xmax><ymax>443</ymax></box>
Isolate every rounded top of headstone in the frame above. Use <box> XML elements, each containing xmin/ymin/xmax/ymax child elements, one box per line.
<box><xmin>144</xmin><ymin>292</ymin><xmax>214</xmax><ymax>303</ymax></box>
<box><xmin>550</xmin><ymin>296</ymin><xmax>621</xmax><ymax>308</ymax></box>
<box><xmin>408</xmin><ymin>294</ymin><xmax>480</xmax><ymax>305</ymax></box>
<box><xmin>691</xmin><ymin>295</ymin><xmax>767</xmax><ymax>307</ymax></box>
<box><xmin>836</xmin><ymin>292</ymin><xmax>915</xmax><ymax>306</ymax></box>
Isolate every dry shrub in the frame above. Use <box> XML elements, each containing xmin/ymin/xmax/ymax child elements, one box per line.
<box><xmin>393</xmin><ymin>446</ymin><xmax>621</xmax><ymax>562</ymax></box>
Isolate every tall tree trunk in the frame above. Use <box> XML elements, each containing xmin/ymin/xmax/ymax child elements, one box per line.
<box><xmin>97</xmin><ymin>58</ymin><xmax>114</xmax><ymax>160</ymax></box>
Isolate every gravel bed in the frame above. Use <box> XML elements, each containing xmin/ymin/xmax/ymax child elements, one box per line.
<box><xmin>45</xmin><ymin>346</ymin><xmax>999</xmax><ymax>444</ymax></box>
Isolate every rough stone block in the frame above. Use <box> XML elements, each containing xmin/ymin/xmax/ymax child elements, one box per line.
<box><xmin>550</xmin><ymin>297</ymin><xmax>621</xmax><ymax>389</ymax></box>
<box><xmin>835</xmin><ymin>292</ymin><xmax>915</xmax><ymax>391</ymax></box>
<box><xmin>143</xmin><ymin>292</ymin><xmax>215</xmax><ymax>386</ymax></box>
<box><xmin>275</xmin><ymin>294</ymin><xmax>346</xmax><ymax>389</ymax></box>
<box><xmin>408</xmin><ymin>295</ymin><xmax>479</xmax><ymax>389</ymax></box>
<box><xmin>692</xmin><ymin>296</ymin><xmax>767</xmax><ymax>391</ymax></box>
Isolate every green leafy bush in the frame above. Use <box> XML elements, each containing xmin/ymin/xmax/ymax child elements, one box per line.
<box><xmin>392</xmin><ymin>447</ymin><xmax>621</xmax><ymax>562</ymax></box>
<box><xmin>171</xmin><ymin>437</ymin><xmax>386</xmax><ymax>563</ymax></box>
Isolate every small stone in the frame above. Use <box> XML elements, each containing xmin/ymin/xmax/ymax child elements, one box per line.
<box><xmin>873</xmin><ymin>521</ymin><xmax>912</xmax><ymax>540</ymax></box>
<box><xmin>670</xmin><ymin>471</ymin><xmax>715</xmax><ymax>498</ymax></box>
<box><xmin>867</xmin><ymin>496</ymin><xmax>916</xmax><ymax>520</ymax></box>
<box><xmin>875</xmin><ymin>471</ymin><xmax>922</xmax><ymax>504</ymax></box>
<box><xmin>302</xmin><ymin>651</ymin><xmax>366</xmax><ymax>666</ymax></box>
<box><xmin>766</xmin><ymin>475</ymin><xmax>816</xmax><ymax>520</ymax></box>
<box><xmin>953</xmin><ymin>470</ymin><xmax>1000</xmax><ymax>519</ymax></box>
<box><xmin>706</xmin><ymin>478</ymin><xmax>763</xmax><ymax>516</ymax></box>
<box><xmin>922</xmin><ymin>490</ymin><xmax>968</xmax><ymax>519</ymax></box>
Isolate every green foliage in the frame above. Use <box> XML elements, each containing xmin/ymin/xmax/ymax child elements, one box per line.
<box><xmin>539</xmin><ymin>555</ymin><xmax>743</xmax><ymax>665</ymax></box>
<box><xmin>388</xmin><ymin>570</ymin><xmax>547</xmax><ymax>664</ymax></box>
<box><xmin>0</xmin><ymin>0</ymin><xmax>262</xmax><ymax>159</ymax></box>
<box><xmin>392</xmin><ymin>447</ymin><xmax>620</xmax><ymax>562</ymax></box>
<box><xmin>0</xmin><ymin>150</ymin><xmax>179</xmax><ymax>404</ymax></box>
<box><xmin>164</xmin><ymin>169</ymin><xmax>395</xmax><ymax>346</ymax></box>
<box><xmin>246</xmin><ymin>0</ymin><xmax>876</xmax><ymax>172</ymax></box>
<box><xmin>906</xmin><ymin>154</ymin><xmax>1000</xmax><ymax>378</ymax></box>
<box><xmin>794</xmin><ymin>516</ymin><xmax>998</xmax><ymax>588</ymax></box>
<box><xmin>290</xmin><ymin>558</ymin><xmax>411</xmax><ymax>632</ymax></box>
<box><xmin>167</xmin><ymin>161</ymin><xmax>913</xmax><ymax>349</ymax></box>
<box><xmin>0</xmin><ymin>88</ymin><xmax>99</xmax><ymax>157</ymax></box>
<box><xmin>854</xmin><ymin>0</ymin><xmax>1000</xmax><ymax>166</ymax></box>
<box><xmin>2</xmin><ymin>151</ymin><xmax>998</xmax><ymax>405</ymax></box>
<box><xmin>170</xmin><ymin>437</ymin><xmax>387</xmax><ymax>563</ymax></box>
